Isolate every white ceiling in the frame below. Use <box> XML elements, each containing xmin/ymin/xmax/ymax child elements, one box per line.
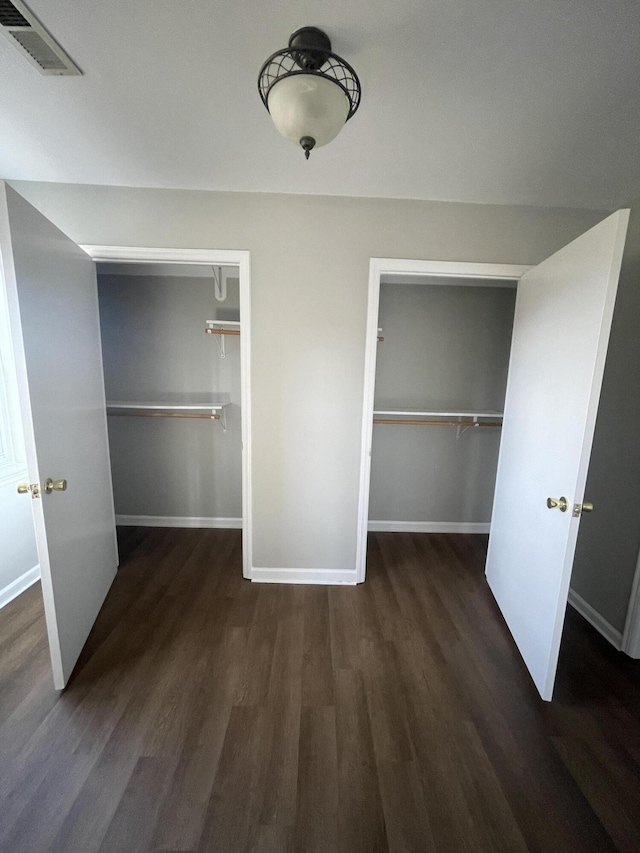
<box><xmin>1</xmin><ymin>0</ymin><xmax>639</xmax><ymax>209</ymax></box>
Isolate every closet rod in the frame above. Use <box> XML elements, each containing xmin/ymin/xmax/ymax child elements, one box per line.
<box><xmin>108</xmin><ymin>411</ymin><xmax>220</xmax><ymax>420</ymax></box>
<box><xmin>373</xmin><ymin>418</ymin><xmax>502</xmax><ymax>427</ymax></box>
<box><xmin>205</xmin><ymin>328</ymin><xmax>241</xmax><ymax>336</ymax></box>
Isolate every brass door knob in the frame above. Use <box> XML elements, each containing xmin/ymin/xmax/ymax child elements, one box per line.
<box><xmin>43</xmin><ymin>478</ymin><xmax>67</xmax><ymax>494</ymax></box>
<box><xmin>547</xmin><ymin>496</ymin><xmax>568</xmax><ymax>512</ymax></box>
<box><xmin>17</xmin><ymin>482</ymin><xmax>40</xmax><ymax>498</ymax></box>
<box><xmin>581</xmin><ymin>501</ymin><xmax>594</xmax><ymax>513</ymax></box>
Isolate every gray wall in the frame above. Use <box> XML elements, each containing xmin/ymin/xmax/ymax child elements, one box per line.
<box><xmin>11</xmin><ymin>181</ymin><xmax>608</xmax><ymax>571</ymax></box>
<box><xmin>98</xmin><ymin>272</ymin><xmax>242</xmax><ymax>520</ymax></box>
<box><xmin>571</xmin><ymin>198</ymin><xmax>640</xmax><ymax>633</ymax></box>
<box><xmin>370</xmin><ymin>283</ymin><xmax>515</xmax><ymax>523</ymax></box>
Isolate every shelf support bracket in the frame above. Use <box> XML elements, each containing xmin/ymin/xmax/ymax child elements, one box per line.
<box><xmin>457</xmin><ymin>416</ymin><xmax>479</xmax><ymax>439</ymax></box>
<box><xmin>212</xmin><ymin>331</ymin><xmax>226</xmax><ymax>359</ymax></box>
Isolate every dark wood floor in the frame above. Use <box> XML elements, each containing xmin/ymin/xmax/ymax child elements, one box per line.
<box><xmin>1</xmin><ymin>529</ymin><xmax>639</xmax><ymax>853</ymax></box>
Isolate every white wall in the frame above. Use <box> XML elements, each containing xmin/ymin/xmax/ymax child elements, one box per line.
<box><xmin>11</xmin><ymin>182</ymin><xmax>608</xmax><ymax>574</ymax></box>
<box><xmin>0</xmin><ymin>270</ymin><xmax>38</xmax><ymax>607</ymax></box>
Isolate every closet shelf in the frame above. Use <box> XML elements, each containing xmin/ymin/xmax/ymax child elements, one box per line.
<box><xmin>107</xmin><ymin>396</ymin><xmax>230</xmax><ymax>430</ymax></box>
<box><xmin>205</xmin><ymin>320</ymin><xmax>241</xmax><ymax>336</ymax></box>
<box><xmin>373</xmin><ymin>408</ymin><xmax>503</xmax><ymax>430</ymax></box>
<box><xmin>206</xmin><ymin>320</ymin><xmax>240</xmax><ymax>359</ymax></box>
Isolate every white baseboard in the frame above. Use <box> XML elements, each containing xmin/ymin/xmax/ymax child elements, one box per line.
<box><xmin>116</xmin><ymin>515</ymin><xmax>242</xmax><ymax>529</ymax></box>
<box><xmin>568</xmin><ymin>588</ymin><xmax>622</xmax><ymax>650</ymax></box>
<box><xmin>0</xmin><ymin>565</ymin><xmax>40</xmax><ymax>610</ymax></box>
<box><xmin>368</xmin><ymin>520</ymin><xmax>491</xmax><ymax>534</ymax></box>
<box><xmin>251</xmin><ymin>567</ymin><xmax>358</xmax><ymax>585</ymax></box>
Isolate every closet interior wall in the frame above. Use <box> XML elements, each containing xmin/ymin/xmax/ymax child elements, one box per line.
<box><xmin>369</xmin><ymin>280</ymin><xmax>516</xmax><ymax>529</ymax></box>
<box><xmin>97</xmin><ymin>265</ymin><xmax>242</xmax><ymax>525</ymax></box>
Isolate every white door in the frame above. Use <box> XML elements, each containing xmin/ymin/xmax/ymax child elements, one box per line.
<box><xmin>0</xmin><ymin>183</ymin><xmax>117</xmax><ymax>689</ymax></box>
<box><xmin>486</xmin><ymin>209</ymin><xmax>629</xmax><ymax>700</ymax></box>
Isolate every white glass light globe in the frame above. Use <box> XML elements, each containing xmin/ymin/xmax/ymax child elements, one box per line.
<box><xmin>267</xmin><ymin>74</ymin><xmax>350</xmax><ymax>148</ymax></box>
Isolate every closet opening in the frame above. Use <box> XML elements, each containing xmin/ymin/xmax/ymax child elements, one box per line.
<box><xmin>356</xmin><ymin>260</ymin><xmax>529</xmax><ymax>583</ymax></box>
<box><xmin>370</xmin><ymin>273</ymin><xmax>516</xmax><ymax>532</ymax></box>
<box><xmin>93</xmin><ymin>254</ymin><xmax>252</xmax><ymax>577</ymax></box>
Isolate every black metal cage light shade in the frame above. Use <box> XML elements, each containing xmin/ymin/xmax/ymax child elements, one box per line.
<box><xmin>258</xmin><ymin>27</ymin><xmax>361</xmax><ymax>159</ymax></box>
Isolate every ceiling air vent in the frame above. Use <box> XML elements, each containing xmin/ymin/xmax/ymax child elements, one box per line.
<box><xmin>0</xmin><ymin>0</ymin><xmax>81</xmax><ymax>75</ymax></box>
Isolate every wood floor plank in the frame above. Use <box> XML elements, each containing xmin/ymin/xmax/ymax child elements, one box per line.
<box><xmin>376</xmin><ymin>760</ymin><xmax>436</xmax><ymax>853</ymax></box>
<box><xmin>328</xmin><ymin>587</ymin><xmax>361</xmax><ymax>671</ymax></box>
<box><xmin>98</xmin><ymin>756</ymin><xmax>171</xmax><ymax>853</ymax></box>
<box><xmin>387</xmin><ymin>642</ymin><xmax>480</xmax><ymax>852</ymax></box>
<box><xmin>259</xmin><ymin>604</ymin><xmax>304</xmax><ymax>827</ymax></box>
<box><xmin>366</xmin><ymin>539</ymin><xmax>413</xmax><ymax>644</ymax></box>
<box><xmin>294</xmin><ymin>706</ymin><xmax>338</xmax><ymax>853</ymax></box>
<box><xmin>454</xmin><ymin>721</ymin><xmax>529</xmax><ymax>853</ymax></box>
<box><xmin>335</xmin><ymin>668</ymin><xmax>388</xmax><ymax>853</ymax></box>
<box><xmin>301</xmin><ymin>586</ymin><xmax>334</xmax><ymax>707</ymax></box>
<box><xmin>196</xmin><ymin>705</ymin><xmax>271</xmax><ymax>853</ymax></box>
<box><xmin>0</xmin><ymin>637</ymin><xmax>50</xmax><ymax>727</ymax></box>
<box><xmin>245</xmin><ymin>825</ymin><xmax>295</xmax><ymax>853</ymax></box>
<box><xmin>150</xmin><ymin>626</ymin><xmax>247</xmax><ymax>851</ymax></box>
<box><xmin>233</xmin><ymin>586</ymin><xmax>281</xmax><ymax>707</ymax></box>
<box><xmin>362</xmin><ymin>643</ymin><xmax>414</xmax><ymax>764</ymax></box>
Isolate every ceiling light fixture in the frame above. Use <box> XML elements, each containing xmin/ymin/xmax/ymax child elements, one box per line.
<box><xmin>258</xmin><ymin>26</ymin><xmax>361</xmax><ymax>160</ymax></box>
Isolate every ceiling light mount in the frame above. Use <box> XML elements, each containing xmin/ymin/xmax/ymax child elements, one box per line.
<box><xmin>288</xmin><ymin>27</ymin><xmax>332</xmax><ymax>71</ymax></box>
<box><xmin>258</xmin><ymin>26</ymin><xmax>361</xmax><ymax>159</ymax></box>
